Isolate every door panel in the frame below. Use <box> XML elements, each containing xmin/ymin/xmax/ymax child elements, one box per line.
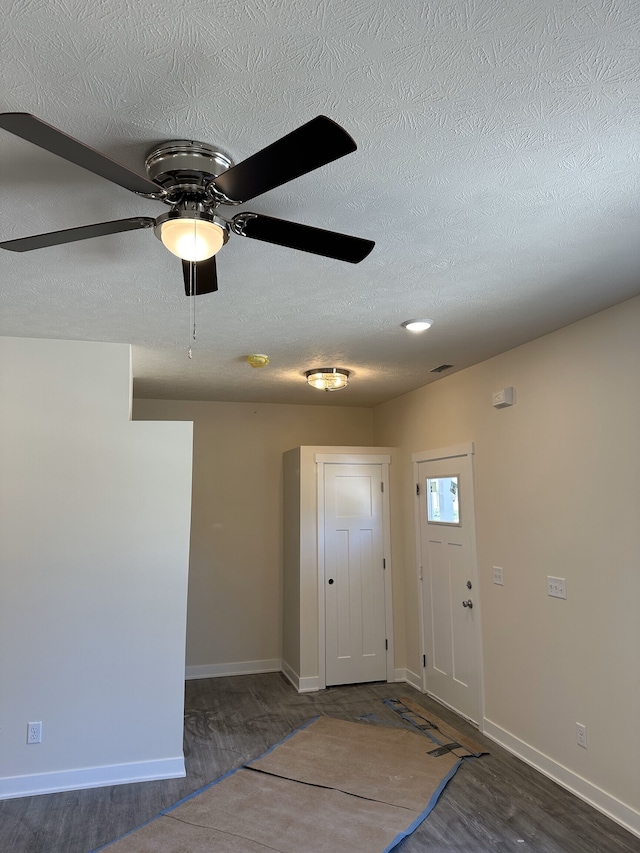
<box><xmin>360</xmin><ymin>529</ymin><xmax>376</xmax><ymax>655</ymax></box>
<box><xmin>430</xmin><ymin>539</ymin><xmax>453</xmax><ymax>676</ymax></box>
<box><xmin>335</xmin><ymin>475</ymin><xmax>372</xmax><ymax>516</ymax></box>
<box><xmin>417</xmin><ymin>449</ymin><xmax>481</xmax><ymax>723</ymax></box>
<box><xmin>324</xmin><ymin>464</ymin><xmax>386</xmax><ymax>686</ymax></box>
<box><xmin>335</xmin><ymin>529</ymin><xmax>351</xmax><ymax>659</ymax></box>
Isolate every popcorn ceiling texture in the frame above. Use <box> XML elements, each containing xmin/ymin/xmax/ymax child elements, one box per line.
<box><xmin>0</xmin><ymin>0</ymin><xmax>639</xmax><ymax>405</ymax></box>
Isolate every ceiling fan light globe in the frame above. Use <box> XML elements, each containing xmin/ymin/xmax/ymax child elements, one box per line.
<box><xmin>160</xmin><ymin>218</ymin><xmax>225</xmax><ymax>262</ymax></box>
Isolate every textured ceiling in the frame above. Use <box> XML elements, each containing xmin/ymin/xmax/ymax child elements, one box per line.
<box><xmin>1</xmin><ymin>0</ymin><xmax>639</xmax><ymax>406</ymax></box>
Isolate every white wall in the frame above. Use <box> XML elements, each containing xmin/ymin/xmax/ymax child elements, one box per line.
<box><xmin>373</xmin><ymin>297</ymin><xmax>640</xmax><ymax>834</ymax></box>
<box><xmin>133</xmin><ymin>399</ymin><xmax>375</xmax><ymax>678</ymax></box>
<box><xmin>0</xmin><ymin>338</ymin><xmax>193</xmax><ymax>798</ymax></box>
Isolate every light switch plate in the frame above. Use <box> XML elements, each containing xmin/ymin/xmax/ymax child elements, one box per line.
<box><xmin>547</xmin><ymin>576</ymin><xmax>566</xmax><ymax>599</ymax></box>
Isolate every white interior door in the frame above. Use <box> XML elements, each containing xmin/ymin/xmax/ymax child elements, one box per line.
<box><xmin>323</xmin><ymin>463</ymin><xmax>387</xmax><ymax>686</ymax></box>
<box><xmin>415</xmin><ymin>444</ymin><xmax>482</xmax><ymax>724</ymax></box>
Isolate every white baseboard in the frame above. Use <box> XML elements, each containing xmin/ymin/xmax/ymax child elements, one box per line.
<box><xmin>0</xmin><ymin>756</ymin><xmax>185</xmax><ymax>801</ymax></box>
<box><xmin>185</xmin><ymin>659</ymin><xmax>281</xmax><ymax>681</ymax></box>
<box><xmin>394</xmin><ymin>667</ymin><xmax>422</xmax><ymax>691</ymax></box>
<box><xmin>483</xmin><ymin>718</ymin><xmax>640</xmax><ymax>839</ymax></box>
<box><xmin>281</xmin><ymin>660</ymin><xmax>321</xmax><ymax>693</ymax></box>
<box><xmin>186</xmin><ymin>660</ymin><xmax>421</xmax><ymax>694</ymax></box>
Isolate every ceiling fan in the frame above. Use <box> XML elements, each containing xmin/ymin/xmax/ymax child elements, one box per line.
<box><xmin>0</xmin><ymin>113</ymin><xmax>375</xmax><ymax>295</ymax></box>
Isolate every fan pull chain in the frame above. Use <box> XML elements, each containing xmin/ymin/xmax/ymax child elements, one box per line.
<box><xmin>188</xmin><ymin>220</ymin><xmax>197</xmax><ymax>359</ymax></box>
<box><xmin>188</xmin><ymin>259</ymin><xmax>194</xmax><ymax>358</ymax></box>
<box><xmin>191</xmin><ymin>271</ymin><xmax>197</xmax><ymax>343</ymax></box>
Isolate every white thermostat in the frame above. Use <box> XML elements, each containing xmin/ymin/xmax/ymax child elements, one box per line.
<box><xmin>492</xmin><ymin>387</ymin><xmax>514</xmax><ymax>408</ymax></box>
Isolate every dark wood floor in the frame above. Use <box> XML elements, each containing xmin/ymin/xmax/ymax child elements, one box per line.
<box><xmin>1</xmin><ymin>674</ymin><xmax>638</xmax><ymax>852</ymax></box>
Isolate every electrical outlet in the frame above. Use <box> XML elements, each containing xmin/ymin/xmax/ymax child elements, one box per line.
<box><xmin>27</xmin><ymin>721</ymin><xmax>42</xmax><ymax>744</ymax></box>
<box><xmin>493</xmin><ymin>566</ymin><xmax>504</xmax><ymax>585</ymax></box>
<box><xmin>547</xmin><ymin>576</ymin><xmax>566</xmax><ymax>599</ymax></box>
<box><xmin>576</xmin><ymin>722</ymin><xmax>587</xmax><ymax>749</ymax></box>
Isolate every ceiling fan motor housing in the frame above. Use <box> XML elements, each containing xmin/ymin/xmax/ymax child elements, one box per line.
<box><xmin>145</xmin><ymin>140</ymin><xmax>234</xmax><ymax>199</ymax></box>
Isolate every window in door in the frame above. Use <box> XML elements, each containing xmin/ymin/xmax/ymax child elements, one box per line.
<box><xmin>426</xmin><ymin>475</ymin><xmax>460</xmax><ymax>525</ymax></box>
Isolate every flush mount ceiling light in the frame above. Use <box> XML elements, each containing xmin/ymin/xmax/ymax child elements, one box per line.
<box><xmin>401</xmin><ymin>319</ymin><xmax>434</xmax><ymax>333</ymax></box>
<box><xmin>305</xmin><ymin>368</ymin><xmax>350</xmax><ymax>392</ymax></box>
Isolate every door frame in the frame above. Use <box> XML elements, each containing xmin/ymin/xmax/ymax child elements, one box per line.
<box><xmin>412</xmin><ymin>442</ymin><xmax>485</xmax><ymax>728</ymax></box>
<box><xmin>315</xmin><ymin>453</ymin><xmax>394</xmax><ymax>690</ymax></box>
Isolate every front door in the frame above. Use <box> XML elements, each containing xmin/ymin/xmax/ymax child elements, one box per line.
<box><xmin>323</xmin><ymin>463</ymin><xmax>387</xmax><ymax>686</ymax></box>
<box><xmin>415</xmin><ymin>444</ymin><xmax>482</xmax><ymax>724</ymax></box>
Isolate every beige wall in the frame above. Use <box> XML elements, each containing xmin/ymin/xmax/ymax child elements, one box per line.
<box><xmin>133</xmin><ymin>399</ymin><xmax>374</xmax><ymax>673</ymax></box>
<box><xmin>0</xmin><ymin>338</ymin><xmax>193</xmax><ymax>798</ymax></box>
<box><xmin>373</xmin><ymin>296</ymin><xmax>640</xmax><ymax>827</ymax></box>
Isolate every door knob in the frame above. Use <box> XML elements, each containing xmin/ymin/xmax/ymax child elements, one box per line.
<box><xmin>462</xmin><ymin>599</ymin><xmax>473</xmax><ymax>608</ymax></box>
<box><xmin>328</xmin><ymin>578</ymin><xmax>334</xmax><ymax>585</ymax></box>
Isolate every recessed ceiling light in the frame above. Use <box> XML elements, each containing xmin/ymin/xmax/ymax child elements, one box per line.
<box><xmin>401</xmin><ymin>319</ymin><xmax>434</xmax><ymax>333</ymax></box>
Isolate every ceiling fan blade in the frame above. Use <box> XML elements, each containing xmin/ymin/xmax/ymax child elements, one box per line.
<box><xmin>234</xmin><ymin>213</ymin><xmax>375</xmax><ymax>263</ymax></box>
<box><xmin>182</xmin><ymin>256</ymin><xmax>218</xmax><ymax>296</ymax></box>
<box><xmin>0</xmin><ymin>217</ymin><xmax>155</xmax><ymax>252</ymax></box>
<box><xmin>212</xmin><ymin>116</ymin><xmax>357</xmax><ymax>203</ymax></box>
<box><xmin>0</xmin><ymin>113</ymin><xmax>162</xmax><ymax>196</ymax></box>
